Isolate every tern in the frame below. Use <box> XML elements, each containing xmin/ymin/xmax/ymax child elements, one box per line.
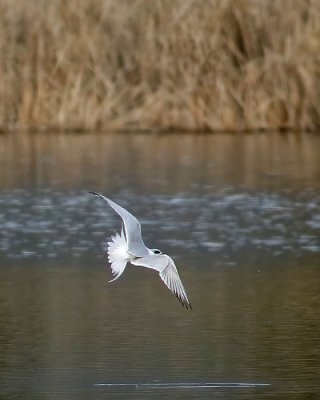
<box><xmin>89</xmin><ymin>192</ymin><xmax>192</xmax><ymax>309</ymax></box>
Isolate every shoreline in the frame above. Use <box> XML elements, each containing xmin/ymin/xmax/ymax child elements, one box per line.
<box><xmin>1</xmin><ymin>1</ymin><xmax>320</xmax><ymax>132</ymax></box>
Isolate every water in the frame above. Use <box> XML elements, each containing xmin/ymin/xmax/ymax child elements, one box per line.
<box><xmin>0</xmin><ymin>133</ymin><xmax>319</xmax><ymax>399</ymax></box>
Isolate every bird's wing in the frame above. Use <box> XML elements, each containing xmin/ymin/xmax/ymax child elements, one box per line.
<box><xmin>160</xmin><ymin>260</ymin><xmax>192</xmax><ymax>309</ymax></box>
<box><xmin>131</xmin><ymin>254</ymin><xmax>192</xmax><ymax>309</ymax></box>
<box><xmin>90</xmin><ymin>192</ymin><xmax>149</xmax><ymax>257</ymax></box>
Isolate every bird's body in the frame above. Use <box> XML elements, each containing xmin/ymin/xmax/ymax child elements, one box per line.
<box><xmin>89</xmin><ymin>192</ymin><xmax>192</xmax><ymax>309</ymax></box>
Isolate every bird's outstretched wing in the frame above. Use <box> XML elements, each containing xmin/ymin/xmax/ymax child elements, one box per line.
<box><xmin>89</xmin><ymin>192</ymin><xmax>149</xmax><ymax>257</ymax></box>
<box><xmin>131</xmin><ymin>254</ymin><xmax>192</xmax><ymax>309</ymax></box>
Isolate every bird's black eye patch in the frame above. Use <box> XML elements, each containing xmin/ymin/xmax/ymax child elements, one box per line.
<box><xmin>153</xmin><ymin>249</ymin><xmax>162</xmax><ymax>255</ymax></box>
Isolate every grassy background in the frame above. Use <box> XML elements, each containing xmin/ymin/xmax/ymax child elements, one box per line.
<box><xmin>1</xmin><ymin>0</ymin><xmax>320</xmax><ymax>132</ymax></box>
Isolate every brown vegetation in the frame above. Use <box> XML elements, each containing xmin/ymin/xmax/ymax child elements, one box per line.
<box><xmin>1</xmin><ymin>0</ymin><xmax>320</xmax><ymax>132</ymax></box>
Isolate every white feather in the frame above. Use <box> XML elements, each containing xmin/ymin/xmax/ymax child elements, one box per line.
<box><xmin>91</xmin><ymin>192</ymin><xmax>192</xmax><ymax>309</ymax></box>
<box><xmin>131</xmin><ymin>254</ymin><xmax>192</xmax><ymax>309</ymax></box>
<box><xmin>107</xmin><ymin>229</ymin><xmax>132</xmax><ymax>282</ymax></box>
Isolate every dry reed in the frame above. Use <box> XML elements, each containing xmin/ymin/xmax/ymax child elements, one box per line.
<box><xmin>1</xmin><ymin>0</ymin><xmax>320</xmax><ymax>132</ymax></box>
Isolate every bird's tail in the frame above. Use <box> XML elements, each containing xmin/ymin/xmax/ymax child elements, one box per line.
<box><xmin>107</xmin><ymin>228</ymin><xmax>129</xmax><ymax>282</ymax></box>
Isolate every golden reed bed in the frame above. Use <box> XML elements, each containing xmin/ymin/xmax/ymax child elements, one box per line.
<box><xmin>1</xmin><ymin>0</ymin><xmax>320</xmax><ymax>132</ymax></box>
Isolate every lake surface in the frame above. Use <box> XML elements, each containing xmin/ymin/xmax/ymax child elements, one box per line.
<box><xmin>0</xmin><ymin>133</ymin><xmax>319</xmax><ymax>399</ymax></box>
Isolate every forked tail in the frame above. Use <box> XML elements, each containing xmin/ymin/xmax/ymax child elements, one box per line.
<box><xmin>107</xmin><ymin>228</ymin><xmax>129</xmax><ymax>282</ymax></box>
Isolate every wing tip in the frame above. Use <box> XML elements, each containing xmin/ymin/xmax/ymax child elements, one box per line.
<box><xmin>89</xmin><ymin>191</ymin><xmax>100</xmax><ymax>197</ymax></box>
<box><xmin>182</xmin><ymin>300</ymin><xmax>193</xmax><ymax>311</ymax></box>
<box><xmin>175</xmin><ymin>293</ymin><xmax>192</xmax><ymax>310</ymax></box>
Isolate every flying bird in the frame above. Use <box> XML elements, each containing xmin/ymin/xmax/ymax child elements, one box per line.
<box><xmin>89</xmin><ymin>192</ymin><xmax>192</xmax><ymax>309</ymax></box>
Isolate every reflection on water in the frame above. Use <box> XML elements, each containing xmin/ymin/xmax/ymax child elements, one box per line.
<box><xmin>94</xmin><ymin>382</ymin><xmax>271</xmax><ymax>388</ymax></box>
<box><xmin>0</xmin><ymin>133</ymin><xmax>319</xmax><ymax>399</ymax></box>
<box><xmin>0</xmin><ymin>189</ymin><xmax>319</xmax><ymax>260</ymax></box>
<box><xmin>0</xmin><ymin>133</ymin><xmax>319</xmax><ymax>192</ymax></box>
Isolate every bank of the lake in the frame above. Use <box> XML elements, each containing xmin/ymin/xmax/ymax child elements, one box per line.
<box><xmin>1</xmin><ymin>0</ymin><xmax>320</xmax><ymax>132</ymax></box>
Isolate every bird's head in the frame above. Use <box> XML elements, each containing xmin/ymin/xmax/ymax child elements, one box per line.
<box><xmin>151</xmin><ymin>249</ymin><xmax>162</xmax><ymax>255</ymax></box>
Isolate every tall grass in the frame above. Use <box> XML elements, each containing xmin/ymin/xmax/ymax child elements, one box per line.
<box><xmin>1</xmin><ymin>0</ymin><xmax>320</xmax><ymax>132</ymax></box>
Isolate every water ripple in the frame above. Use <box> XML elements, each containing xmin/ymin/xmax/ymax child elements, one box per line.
<box><xmin>0</xmin><ymin>189</ymin><xmax>319</xmax><ymax>260</ymax></box>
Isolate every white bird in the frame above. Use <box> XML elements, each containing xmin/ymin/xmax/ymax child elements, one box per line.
<box><xmin>89</xmin><ymin>192</ymin><xmax>192</xmax><ymax>309</ymax></box>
